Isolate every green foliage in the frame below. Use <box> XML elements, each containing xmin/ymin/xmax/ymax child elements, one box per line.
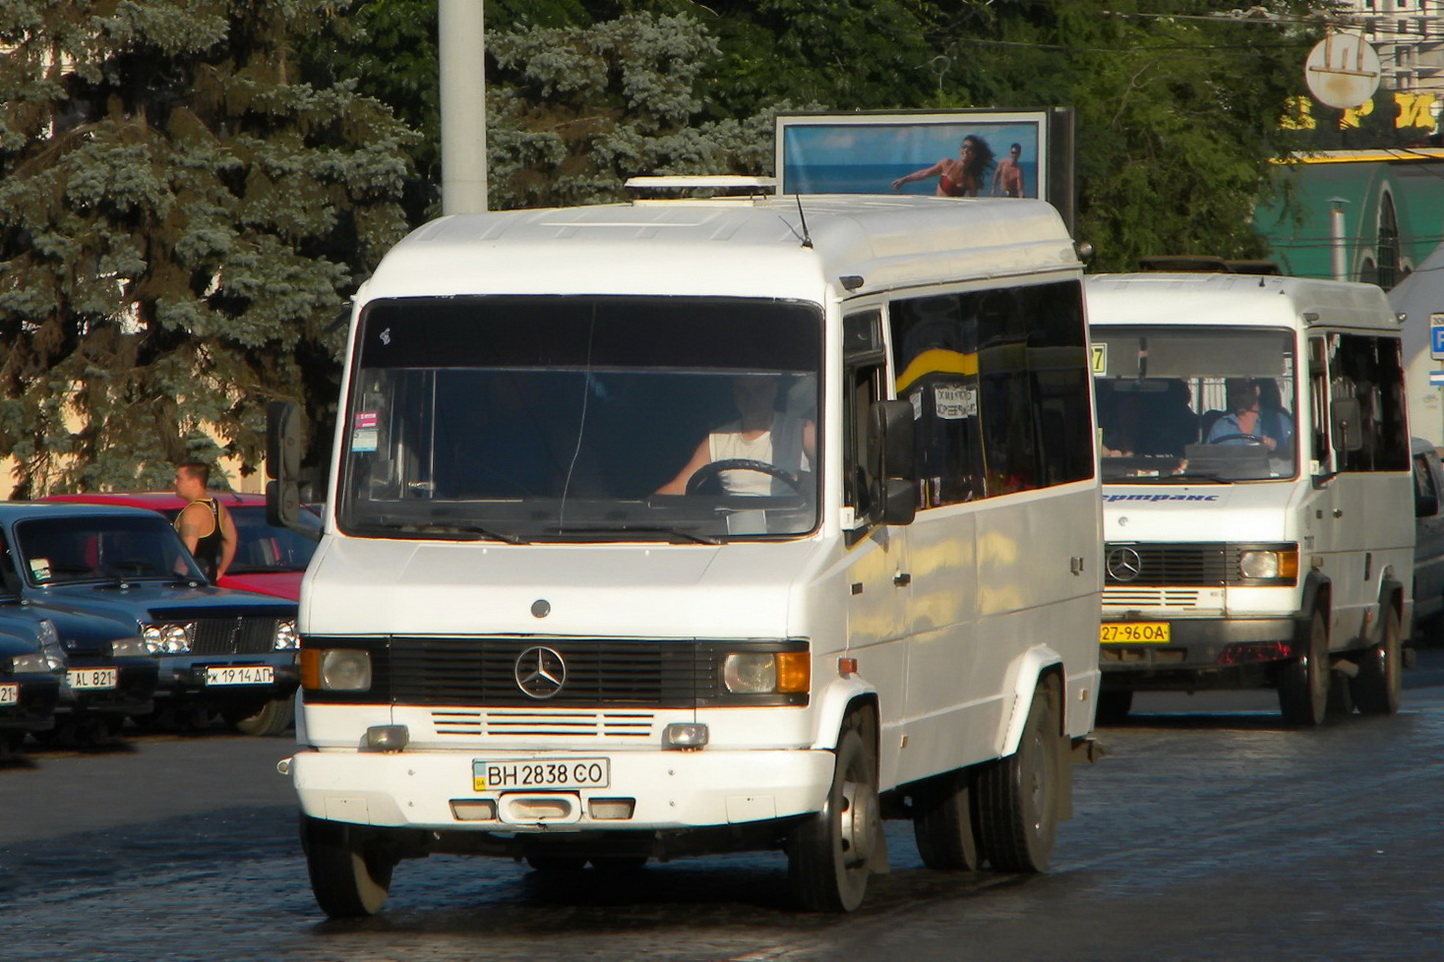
<box><xmin>486</xmin><ymin>11</ymin><xmax>777</xmax><ymax>208</ymax></box>
<box><xmin>0</xmin><ymin>0</ymin><xmax>415</xmax><ymax>495</ymax></box>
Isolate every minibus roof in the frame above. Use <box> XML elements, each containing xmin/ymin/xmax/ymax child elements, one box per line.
<box><xmin>1085</xmin><ymin>271</ymin><xmax>1400</xmax><ymax>331</ymax></box>
<box><xmin>360</xmin><ymin>196</ymin><xmax>1080</xmax><ymax>303</ymax></box>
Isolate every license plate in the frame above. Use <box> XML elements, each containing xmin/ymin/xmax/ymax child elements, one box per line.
<box><xmin>473</xmin><ymin>758</ymin><xmax>611</xmax><ymax>792</ymax></box>
<box><xmin>0</xmin><ymin>683</ymin><xmax>15</xmax><ymax>705</ymax></box>
<box><xmin>1100</xmin><ymin>622</ymin><xmax>1171</xmax><ymax>643</ymax></box>
<box><xmin>205</xmin><ymin>665</ymin><xmax>275</xmax><ymax>686</ymax></box>
<box><xmin>69</xmin><ymin>667</ymin><xmax>117</xmax><ymax>690</ymax></box>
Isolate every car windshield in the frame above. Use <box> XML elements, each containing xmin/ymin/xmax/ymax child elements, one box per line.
<box><xmin>339</xmin><ymin>295</ymin><xmax>823</xmax><ymax>542</ymax></box>
<box><xmin>1092</xmin><ymin>326</ymin><xmax>1298</xmax><ymax>483</ymax></box>
<box><xmin>161</xmin><ymin>506</ymin><xmax>319</xmax><ymax>574</ymax></box>
<box><xmin>14</xmin><ymin>515</ymin><xmax>204</xmax><ymax>585</ymax></box>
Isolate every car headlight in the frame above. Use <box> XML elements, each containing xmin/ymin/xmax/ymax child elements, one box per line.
<box><xmin>108</xmin><ymin>636</ymin><xmax>151</xmax><ymax>658</ymax></box>
<box><xmin>301</xmin><ymin>649</ymin><xmax>371</xmax><ymax>691</ymax></box>
<box><xmin>273</xmin><ymin>619</ymin><xmax>299</xmax><ymax>651</ymax></box>
<box><xmin>140</xmin><ymin>622</ymin><xmax>194</xmax><ymax>654</ymax></box>
<box><xmin>12</xmin><ymin>620</ymin><xmax>67</xmax><ymax>674</ymax></box>
<box><xmin>722</xmin><ymin>651</ymin><xmax>810</xmax><ymax>694</ymax></box>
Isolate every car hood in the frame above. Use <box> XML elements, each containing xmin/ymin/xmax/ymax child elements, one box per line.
<box><xmin>23</xmin><ymin>582</ymin><xmax>296</xmax><ymax>625</ymax></box>
<box><xmin>216</xmin><ymin>571</ymin><xmax>302</xmax><ymax>601</ymax></box>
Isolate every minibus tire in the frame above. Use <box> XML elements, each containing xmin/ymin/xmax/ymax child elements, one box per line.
<box><xmin>301</xmin><ymin>815</ymin><xmax>396</xmax><ymax>918</ymax></box>
<box><xmin>911</xmin><ymin>768</ymin><xmax>982</xmax><ymax>870</ymax></box>
<box><xmin>786</xmin><ymin>725</ymin><xmax>878</xmax><ymax>912</ymax></box>
<box><xmin>1352</xmin><ymin>606</ymin><xmax>1402</xmax><ymax>715</ymax></box>
<box><xmin>974</xmin><ymin>675</ymin><xmax>1064</xmax><ymax>874</ymax></box>
<box><xmin>1278</xmin><ymin>610</ymin><xmax>1329</xmax><ymax>726</ymax></box>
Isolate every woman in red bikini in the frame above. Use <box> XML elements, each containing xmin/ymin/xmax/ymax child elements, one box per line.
<box><xmin>891</xmin><ymin>135</ymin><xmax>996</xmax><ymax>197</ymax></box>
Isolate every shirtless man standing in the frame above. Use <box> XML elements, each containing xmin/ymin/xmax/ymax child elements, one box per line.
<box><xmin>173</xmin><ymin>462</ymin><xmax>238</xmax><ymax>580</ymax></box>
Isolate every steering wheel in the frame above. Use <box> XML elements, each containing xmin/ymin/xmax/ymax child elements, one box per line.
<box><xmin>685</xmin><ymin>458</ymin><xmax>801</xmax><ymax>496</ymax></box>
<box><xmin>1207</xmin><ymin>433</ymin><xmax>1266</xmax><ymax>445</ymax></box>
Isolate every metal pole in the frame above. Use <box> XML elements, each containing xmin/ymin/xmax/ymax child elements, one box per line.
<box><xmin>438</xmin><ymin>0</ymin><xmax>487</xmax><ymax>214</ymax></box>
<box><xmin>1328</xmin><ymin>197</ymin><xmax>1349</xmax><ymax>282</ymax></box>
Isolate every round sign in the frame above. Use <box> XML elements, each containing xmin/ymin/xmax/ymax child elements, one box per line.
<box><xmin>1305</xmin><ymin>33</ymin><xmax>1381</xmax><ymax>109</ymax></box>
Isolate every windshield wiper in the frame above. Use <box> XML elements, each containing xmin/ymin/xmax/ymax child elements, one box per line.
<box><xmin>409</xmin><ymin>523</ymin><xmax>529</xmax><ymax>544</ymax></box>
<box><xmin>544</xmin><ymin>524</ymin><xmax>723</xmax><ymax>545</ymax></box>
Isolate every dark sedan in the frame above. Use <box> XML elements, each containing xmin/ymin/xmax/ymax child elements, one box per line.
<box><xmin>0</xmin><ymin>503</ymin><xmax>299</xmax><ymax>736</ymax></box>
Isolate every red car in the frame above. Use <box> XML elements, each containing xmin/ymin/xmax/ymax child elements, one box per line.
<box><xmin>39</xmin><ymin>492</ymin><xmax>319</xmax><ymax>601</ymax></box>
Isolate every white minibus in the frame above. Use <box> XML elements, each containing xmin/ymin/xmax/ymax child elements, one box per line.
<box><xmin>1087</xmin><ymin>265</ymin><xmax>1413</xmax><ymax>725</ymax></box>
<box><xmin>274</xmin><ymin>188</ymin><xmax>1103</xmax><ymax>917</ymax></box>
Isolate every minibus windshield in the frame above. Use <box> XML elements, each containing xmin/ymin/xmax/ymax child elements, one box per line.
<box><xmin>1091</xmin><ymin>326</ymin><xmax>1298</xmax><ymax>482</ymax></box>
<box><xmin>339</xmin><ymin>295</ymin><xmax>823</xmax><ymax>542</ymax></box>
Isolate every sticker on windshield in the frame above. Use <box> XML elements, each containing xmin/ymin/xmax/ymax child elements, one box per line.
<box><xmin>934</xmin><ymin>384</ymin><xmax>977</xmax><ymax>420</ymax></box>
<box><xmin>29</xmin><ymin>558</ymin><xmax>51</xmax><ymax>582</ymax></box>
<box><xmin>351</xmin><ymin>411</ymin><xmax>378</xmax><ymax>452</ymax></box>
<box><xmin>1091</xmin><ymin>343</ymin><xmax>1107</xmax><ymax>374</ymax></box>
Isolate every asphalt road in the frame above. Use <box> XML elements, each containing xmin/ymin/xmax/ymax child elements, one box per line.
<box><xmin>4</xmin><ymin>652</ymin><xmax>1444</xmax><ymax>961</ymax></box>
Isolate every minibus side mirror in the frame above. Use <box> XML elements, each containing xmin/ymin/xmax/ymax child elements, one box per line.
<box><xmin>1330</xmin><ymin>397</ymin><xmax>1364</xmax><ymax>454</ymax></box>
<box><xmin>870</xmin><ymin>400</ymin><xmax>917</xmax><ymax>526</ymax></box>
<box><xmin>266</xmin><ymin>401</ymin><xmax>309</xmax><ymax>535</ymax></box>
<box><xmin>1417</xmin><ymin>491</ymin><xmax>1439</xmax><ymax>518</ymax></box>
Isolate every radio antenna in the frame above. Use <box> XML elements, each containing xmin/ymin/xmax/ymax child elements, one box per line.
<box><xmin>794</xmin><ymin>194</ymin><xmax>813</xmax><ymax>249</ymax></box>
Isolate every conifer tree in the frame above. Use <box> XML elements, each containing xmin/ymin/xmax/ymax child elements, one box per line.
<box><xmin>0</xmin><ymin>0</ymin><xmax>415</xmax><ymax>495</ymax></box>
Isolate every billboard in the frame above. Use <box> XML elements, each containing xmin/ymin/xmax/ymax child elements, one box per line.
<box><xmin>775</xmin><ymin>109</ymin><xmax>1076</xmax><ymax>230</ymax></box>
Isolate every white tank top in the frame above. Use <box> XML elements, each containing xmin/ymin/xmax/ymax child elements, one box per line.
<box><xmin>707</xmin><ymin>415</ymin><xmax>809</xmax><ymax>496</ymax></box>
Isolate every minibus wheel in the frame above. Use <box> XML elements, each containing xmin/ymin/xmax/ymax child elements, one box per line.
<box><xmin>911</xmin><ymin>768</ymin><xmax>982</xmax><ymax>870</ymax></box>
<box><xmin>1279</xmin><ymin>609</ymin><xmax>1329</xmax><ymax>726</ymax></box>
<box><xmin>301</xmin><ymin>815</ymin><xmax>396</xmax><ymax>918</ymax></box>
<box><xmin>974</xmin><ymin>675</ymin><xmax>1065</xmax><ymax>873</ymax></box>
<box><xmin>1352</xmin><ymin>606</ymin><xmax>1402</xmax><ymax>715</ymax></box>
<box><xmin>786</xmin><ymin>720</ymin><xmax>879</xmax><ymax>911</ymax></box>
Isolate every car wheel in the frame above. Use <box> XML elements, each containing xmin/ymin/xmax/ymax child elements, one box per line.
<box><xmin>301</xmin><ymin>815</ymin><xmax>397</xmax><ymax>918</ymax></box>
<box><xmin>1278</xmin><ymin>608</ymin><xmax>1329</xmax><ymax>726</ymax></box>
<box><xmin>974</xmin><ymin>675</ymin><xmax>1067</xmax><ymax>873</ymax></box>
<box><xmin>1352</xmin><ymin>605</ymin><xmax>1402</xmax><ymax>715</ymax></box>
<box><xmin>786</xmin><ymin>717</ymin><xmax>881</xmax><ymax>912</ymax></box>
<box><xmin>224</xmin><ymin>694</ymin><xmax>295</xmax><ymax>737</ymax></box>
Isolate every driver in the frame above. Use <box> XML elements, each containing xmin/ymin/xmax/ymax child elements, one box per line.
<box><xmin>1206</xmin><ymin>378</ymin><xmax>1291</xmax><ymax>452</ymax></box>
<box><xmin>657</xmin><ymin>375</ymin><xmax>815</xmax><ymax>495</ymax></box>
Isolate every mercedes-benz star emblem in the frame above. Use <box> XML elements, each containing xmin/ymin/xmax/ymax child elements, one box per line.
<box><xmin>1106</xmin><ymin>546</ymin><xmax>1143</xmax><ymax>582</ymax></box>
<box><xmin>514</xmin><ymin>646</ymin><xmax>566</xmax><ymax>699</ymax></box>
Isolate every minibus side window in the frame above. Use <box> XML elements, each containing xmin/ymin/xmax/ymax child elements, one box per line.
<box><xmin>889</xmin><ymin>280</ymin><xmax>1091</xmax><ymax>509</ymax></box>
<box><xmin>1328</xmin><ymin>333</ymin><xmax>1409</xmax><ymax>472</ymax></box>
<box><xmin>843</xmin><ymin>309</ymin><xmax>886</xmax><ymax>530</ymax></box>
<box><xmin>1309</xmin><ymin>336</ymin><xmax>1332</xmax><ymax>471</ymax></box>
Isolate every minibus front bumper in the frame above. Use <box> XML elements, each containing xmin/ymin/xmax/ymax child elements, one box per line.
<box><xmin>287</xmin><ymin>746</ymin><xmax>836</xmax><ymax>832</ymax></box>
<box><xmin>1099</xmin><ymin>615</ymin><xmax>1301</xmax><ymax>685</ymax></box>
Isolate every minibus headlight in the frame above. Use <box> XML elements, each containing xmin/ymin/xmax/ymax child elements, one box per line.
<box><xmin>1239</xmin><ymin>548</ymin><xmax>1298</xmax><ymax>582</ymax></box>
<box><xmin>722</xmin><ymin>651</ymin><xmax>810</xmax><ymax>695</ymax></box>
<box><xmin>141</xmin><ymin>622</ymin><xmax>193</xmax><ymax>654</ymax></box>
<box><xmin>273</xmin><ymin>619</ymin><xmax>299</xmax><ymax>651</ymax></box>
<box><xmin>301</xmin><ymin>648</ymin><xmax>372</xmax><ymax>691</ymax></box>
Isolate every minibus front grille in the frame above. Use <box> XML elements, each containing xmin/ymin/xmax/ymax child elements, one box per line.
<box><xmin>379</xmin><ymin>637</ymin><xmax>723</xmax><ymax>708</ymax></box>
<box><xmin>429</xmin><ymin>708</ymin><xmax>655</xmax><ymax>738</ymax></box>
<box><xmin>1103</xmin><ymin>587</ymin><xmax>1204</xmax><ymax>609</ymax></box>
<box><xmin>1104</xmin><ymin>544</ymin><xmax>1233</xmax><ymax>587</ymax></box>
